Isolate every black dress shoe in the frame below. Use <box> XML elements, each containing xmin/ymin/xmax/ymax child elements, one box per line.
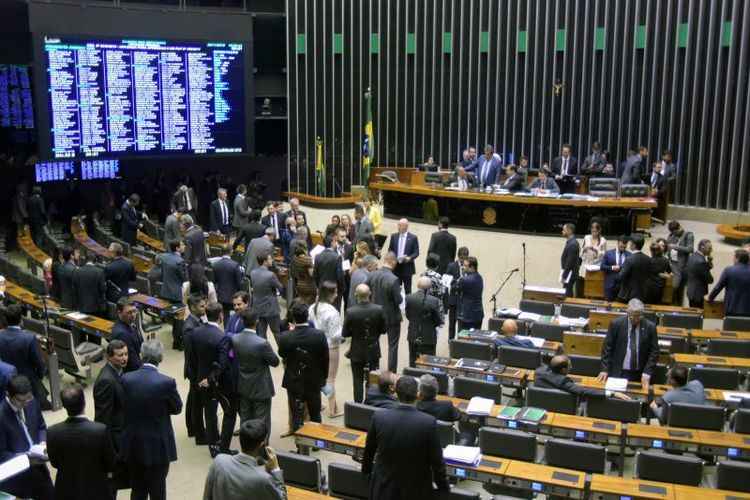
<box><xmin>209</xmin><ymin>445</ymin><xmax>221</xmax><ymax>458</ymax></box>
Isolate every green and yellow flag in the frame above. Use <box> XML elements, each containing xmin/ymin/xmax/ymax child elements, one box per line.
<box><xmin>315</xmin><ymin>136</ymin><xmax>326</xmax><ymax>196</ymax></box>
<box><xmin>362</xmin><ymin>89</ymin><xmax>374</xmax><ymax>184</ymax></box>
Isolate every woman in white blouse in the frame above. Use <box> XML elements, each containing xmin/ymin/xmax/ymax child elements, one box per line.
<box><xmin>578</xmin><ymin>221</ymin><xmax>607</xmax><ymax>297</ymax></box>
<box><xmin>308</xmin><ymin>280</ymin><xmax>343</xmax><ymax>418</ymax></box>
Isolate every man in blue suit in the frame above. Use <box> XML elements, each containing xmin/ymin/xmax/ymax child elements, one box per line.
<box><xmin>0</xmin><ymin>358</ymin><xmax>16</xmax><ymax>397</ymax></box>
<box><xmin>225</xmin><ymin>291</ymin><xmax>249</xmax><ymax>335</ymax></box>
<box><xmin>109</xmin><ymin>298</ymin><xmax>143</xmax><ymax>373</ymax></box>
<box><xmin>0</xmin><ymin>304</ymin><xmax>47</xmax><ymax>406</ymax></box>
<box><xmin>0</xmin><ymin>375</ymin><xmax>54</xmax><ymax>500</ymax></box>
<box><xmin>600</xmin><ymin>236</ymin><xmax>631</xmax><ymax>302</ymax></box>
<box><xmin>121</xmin><ymin>340</ymin><xmax>182</xmax><ymax>500</ymax></box>
<box><xmin>387</xmin><ymin>218</ymin><xmax>420</xmax><ymax>295</ymax></box>
<box><xmin>121</xmin><ymin>193</ymin><xmax>143</xmax><ymax>246</ymax></box>
<box><xmin>709</xmin><ymin>248</ymin><xmax>750</xmax><ymax>317</ymax></box>
<box><xmin>211</xmin><ymin>252</ymin><xmax>244</xmax><ymax>320</ymax></box>
<box><xmin>457</xmin><ymin>256</ymin><xmax>484</xmax><ymax>330</ymax></box>
<box><xmin>466</xmin><ymin>144</ymin><xmax>503</xmax><ymax>187</ymax></box>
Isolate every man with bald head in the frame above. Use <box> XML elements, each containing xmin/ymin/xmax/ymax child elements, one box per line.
<box><xmin>405</xmin><ymin>277</ymin><xmax>443</xmax><ymax>367</ymax></box>
<box><xmin>367</xmin><ymin>252</ymin><xmax>404</xmax><ymax>372</ymax></box>
<box><xmin>342</xmin><ymin>284</ymin><xmax>387</xmax><ymax>402</ymax></box>
<box><xmin>495</xmin><ymin>319</ymin><xmax>534</xmax><ymax>349</ymax></box>
<box><xmin>387</xmin><ymin>218</ymin><xmax>420</xmax><ymax>294</ymax></box>
<box><xmin>535</xmin><ymin>355</ymin><xmax>631</xmax><ymax>400</ymax></box>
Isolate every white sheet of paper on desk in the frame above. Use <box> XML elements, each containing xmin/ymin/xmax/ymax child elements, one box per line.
<box><xmin>524</xmin><ymin>285</ymin><xmax>566</xmax><ymax>294</ymax></box>
<box><xmin>605</xmin><ymin>377</ymin><xmax>628</xmax><ymax>392</ymax></box>
<box><xmin>466</xmin><ymin>397</ymin><xmax>494</xmax><ymax>416</ymax></box>
<box><xmin>585</xmin><ymin>264</ymin><xmax>601</xmax><ymax>272</ymax></box>
<box><xmin>443</xmin><ymin>445</ymin><xmax>482</xmax><ymax>466</ymax></box>
<box><xmin>497</xmin><ymin>307</ymin><xmax>521</xmax><ymax>317</ymax></box>
<box><xmin>309</xmin><ymin>245</ymin><xmax>325</xmax><ymax>262</ymax></box>
<box><xmin>342</xmin><ymin>259</ymin><xmax>351</xmax><ymax>272</ymax></box>
<box><xmin>723</xmin><ymin>391</ymin><xmax>750</xmax><ymax>402</ymax></box>
<box><xmin>518</xmin><ymin>312</ymin><xmax>542</xmax><ymax>322</ymax></box>
<box><xmin>0</xmin><ymin>453</ymin><xmax>29</xmax><ymax>482</ymax></box>
<box><xmin>557</xmin><ymin>316</ymin><xmax>589</xmax><ymax>328</ymax></box>
<box><xmin>66</xmin><ymin>312</ymin><xmax>88</xmax><ymax>320</ymax></box>
<box><xmin>516</xmin><ymin>335</ymin><xmax>545</xmax><ymax>348</ymax></box>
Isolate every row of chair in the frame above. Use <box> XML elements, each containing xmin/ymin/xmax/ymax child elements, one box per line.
<box><xmin>0</xmin><ymin>254</ymin><xmax>47</xmax><ymax>296</ymax></box>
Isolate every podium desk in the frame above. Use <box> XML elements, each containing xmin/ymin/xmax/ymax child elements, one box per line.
<box><xmin>504</xmin><ymin>460</ymin><xmax>586</xmax><ymax>499</ymax></box>
<box><xmin>625</xmin><ymin>424</ymin><xmax>701</xmax><ymax>453</ymax></box>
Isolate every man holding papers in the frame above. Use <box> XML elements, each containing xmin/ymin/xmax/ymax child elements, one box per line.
<box><xmin>535</xmin><ymin>355</ymin><xmax>631</xmax><ymax>400</ymax></box>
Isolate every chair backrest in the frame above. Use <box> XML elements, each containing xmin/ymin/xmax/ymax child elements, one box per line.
<box><xmin>660</xmin><ymin>313</ymin><xmax>703</xmax><ymax>330</ymax></box>
<box><xmin>723</xmin><ymin>316</ymin><xmax>750</xmax><ymax>332</ymax></box>
<box><xmin>568</xmin><ymin>354</ymin><xmax>601</xmax><ymax>377</ymax></box>
<box><xmin>519</xmin><ymin>299</ymin><xmax>555</xmax><ymax>316</ymax></box>
<box><xmin>328</xmin><ymin>463</ymin><xmax>369</xmax><ymax>500</ymax></box>
<box><xmin>688</xmin><ymin>366</ymin><xmax>740</xmax><ymax>390</ymax></box>
<box><xmin>734</xmin><ymin>408</ymin><xmax>750</xmax><ymax>434</ymax></box>
<box><xmin>498</xmin><ymin>345</ymin><xmax>542</xmax><ymax>370</ymax></box>
<box><xmin>526</xmin><ymin>386</ymin><xmax>578</xmax><ymax>415</ymax></box>
<box><xmin>560</xmin><ymin>303</ymin><xmax>592</xmax><ymax>319</ymax></box>
<box><xmin>659</xmin><ymin>335</ymin><xmax>690</xmax><ymax>354</ymax></box>
<box><xmin>666</xmin><ymin>402</ymin><xmax>725</xmax><ymax>431</ymax></box>
<box><xmin>707</xmin><ymin>339</ymin><xmax>750</xmax><ymax>359</ymax></box>
<box><xmin>402</xmin><ymin>367</ymin><xmax>449</xmax><ymax>395</ymax></box>
<box><xmin>452</xmin><ymin>376</ymin><xmax>502</xmax><ymax>403</ymax></box>
<box><xmin>479</xmin><ymin>427</ymin><xmax>537</xmax><ymax>461</ymax></box>
<box><xmin>48</xmin><ymin>325</ymin><xmax>83</xmax><ymax>374</ymax></box>
<box><xmin>276</xmin><ymin>451</ymin><xmax>322</xmax><ymax>491</ymax></box>
<box><xmin>586</xmin><ymin>397</ymin><xmax>642</xmax><ymax>423</ymax></box>
<box><xmin>449</xmin><ymin>339</ymin><xmax>494</xmax><ymax>361</ymax></box>
<box><xmin>135</xmin><ymin>275</ymin><xmax>151</xmax><ymax>295</ymax></box>
<box><xmin>635</xmin><ymin>450</ymin><xmax>702</xmax><ymax>486</ymax></box>
<box><xmin>650</xmin><ymin>364</ymin><xmax>669</xmax><ymax>385</ymax></box>
<box><xmin>436</xmin><ymin>420</ymin><xmax>456</xmax><ymax>448</ymax></box>
<box><xmin>344</xmin><ymin>402</ymin><xmax>378</xmax><ymax>432</ymax></box>
<box><xmin>717</xmin><ymin>460</ymin><xmax>750</xmax><ymax>493</ymax></box>
<box><xmin>21</xmin><ymin>317</ymin><xmax>46</xmax><ymax>336</ymax></box>
<box><xmin>530</xmin><ymin>322</ymin><xmax>566</xmax><ymax>342</ymax></box>
<box><xmin>544</xmin><ymin>438</ymin><xmax>606</xmax><ymax>473</ymax></box>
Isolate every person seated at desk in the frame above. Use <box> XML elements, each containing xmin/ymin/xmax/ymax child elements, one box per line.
<box><xmin>528</xmin><ymin>167</ymin><xmax>560</xmax><ymax>193</ymax></box>
<box><xmin>535</xmin><ymin>355</ymin><xmax>631</xmax><ymax>400</ymax></box>
<box><xmin>649</xmin><ymin>365</ymin><xmax>705</xmax><ymax>425</ymax></box>
<box><xmin>416</xmin><ymin>374</ymin><xmax>477</xmax><ymax>446</ymax></box>
<box><xmin>450</xmin><ymin>166</ymin><xmax>476</xmax><ymax>191</ymax></box>
<box><xmin>495</xmin><ymin>319</ymin><xmax>534</xmax><ymax>349</ymax></box>
<box><xmin>364</xmin><ymin>371</ymin><xmax>398</xmax><ymax>409</ymax></box>
<box><xmin>580</xmin><ymin>141</ymin><xmax>606</xmax><ymax>175</ymax></box>
<box><xmin>500</xmin><ymin>165</ymin><xmax>525</xmax><ymax>192</ymax></box>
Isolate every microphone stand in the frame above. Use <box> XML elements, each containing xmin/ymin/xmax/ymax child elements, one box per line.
<box><xmin>490</xmin><ymin>269</ymin><xmax>519</xmax><ymax>317</ymax></box>
<box><xmin>521</xmin><ymin>242</ymin><xmax>527</xmax><ymax>289</ymax></box>
<box><xmin>40</xmin><ymin>292</ymin><xmax>62</xmax><ymax>411</ymax></box>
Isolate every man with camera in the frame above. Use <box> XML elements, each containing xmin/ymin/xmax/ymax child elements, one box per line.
<box><xmin>405</xmin><ymin>277</ymin><xmax>443</xmax><ymax>367</ymax></box>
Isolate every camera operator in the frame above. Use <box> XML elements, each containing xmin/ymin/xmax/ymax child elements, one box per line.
<box><xmin>341</xmin><ymin>284</ymin><xmax>387</xmax><ymax>403</ymax></box>
<box><xmin>405</xmin><ymin>277</ymin><xmax>443</xmax><ymax>367</ymax></box>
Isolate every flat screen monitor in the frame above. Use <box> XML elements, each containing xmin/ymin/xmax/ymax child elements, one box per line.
<box><xmin>35</xmin><ymin>160</ymin><xmax>76</xmax><ymax>183</ymax></box>
<box><xmin>43</xmin><ymin>35</ymin><xmax>246</xmax><ymax>158</ymax></box>
<box><xmin>0</xmin><ymin>64</ymin><xmax>35</xmax><ymax>129</ymax></box>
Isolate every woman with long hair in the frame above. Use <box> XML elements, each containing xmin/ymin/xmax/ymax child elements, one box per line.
<box><xmin>290</xmin><ymin>240</ymin><xmax>316</xmax><ymax>304</ymax></box>
<box><xmin>341</xmin><ymin>214</ymin><xmax>356</xmax><ymax>243</ymax></box>
<box><xmin>309</xmin><ymin>281</ymin><xmax>343</xmax><ymax>418</ymax></box>
<box><xmin>182</xmin><ymin>263</ymin><xmax>217</xmax><ymax>305</ymax></box>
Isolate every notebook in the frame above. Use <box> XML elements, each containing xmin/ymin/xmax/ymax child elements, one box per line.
<box><xmin>519</xmin><ymin>407</ymin><xmax>547</xmax><ymax>423</ymax></box>
<box><xmin>443</xmin><ymin>445</ymin><xmax>482</xmax><ymax>466</ymax></box>
<box><xmin>466</xmin><ymin>397</ymin><xmax>494</xmax><ymax>416</ymax></box>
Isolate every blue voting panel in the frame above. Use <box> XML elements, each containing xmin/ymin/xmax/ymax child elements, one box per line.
<box><xmin>44</xmin><ymin>36</ymin><xmax>245</xmax><ymax>158</ymax></box>
<box><xmin>0</xmin><ymin>65</ymin><xmax>35</xmax><ymax>129</ymax></box>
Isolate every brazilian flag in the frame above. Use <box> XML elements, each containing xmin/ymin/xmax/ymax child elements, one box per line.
<box><xmin>362</xmin><ymin>89</ymin><xmax>374</xmax><ymax>184</ymax></box>
<box><xmin>315</xmin><ymin>137</ymin><xmax>326</xmax><ymax>197</ymax></box>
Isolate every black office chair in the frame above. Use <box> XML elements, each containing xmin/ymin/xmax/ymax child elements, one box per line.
<box><xmin>660</xmin><ymin>313</ymin><xmax>703</xmax><ymax>330</ymax></box>
<box><xmin>560</xmin><ymin>303</ymin><xmax>593</xmax><ymax>319</ymax></box>
<box><xmin>650</xmin><ymin>364</ymin><xmax>669</xmax><ymax>385</ymax></box>
<box><xmin>689</xmin><ymin>366</ymin><xmax>741</xmax><ymax>390</ymax></box>
<box><xmin>344</xmin><ymin>402</ymin><xmax>378</xmax><ymax>432</ymax></box>
<box><xmin>135</xmin><ymin>275</ymin><xmax>151</xmax><ymax>295</ymax></box>
<box><xmin>659</xmin><ymin>335</ymin><xmax>690</xmax><ymax>354</ymax></box>
<box><xmin>733</xmin><ymin>408</ymin><xmax>750</xmax><ymax>433</ymax></box>
<box><xmin>453</xmin><ymin>376</ymin><xmax>502</xmax><ymax>403</ymax></box>
<box><xmin>545</xmin><ymin>438</ymin><xmax>606</xmax><ymax>473</ymax></box>
<box><xmin>635</xmin><ymin>450</ymin><xmax>703</xmax><ymax>486</ymax></box>
<box><xmin>498</xmin><ymin>345</ymin><xmax>542</xmax><ymax>370</ymax></box>
<box><xmin>21</xmin><ymin>317</ymin><xmax>46</xmax><ymax>336</ymax></box>
<box><xmin>488</xmin><ymin>316</ymin><xmax>529</xmax><ymax>334</ymax></box>
<box><xmin>519</xmin><ymin>299</ymin><xmax>555</xmax><ymax>316</ymax></box>
<box><xmin>707</xmin><ymin>339</ymin><xmax>750</xmax><ymax>359</ymax></box>
<box><xmin>402</xmin><ymin>367</ymin><xmax>449</xmax><ymax>395</ymax></box>
<box><xmin>530</xmin><ymin>322</ymin><xmax>566</xmax><ymax>342</ymax></box>
<box><xmin>328</xmin><ymin>463</ymin><xmax>369</xmax><ymax>499</ymax></box>
<box><xmin>526</xmin><ymin>386</ymin><xmax>578</xmax><ymax>415</ymax></box>
<box><xmin>436</xmin><ymin>420</ymin><xmax>456</xmax><ymax>448</ymax></box>
<box><xmin>568</xmin><ymin>354</ymin><xmax>601</xmax><ymax>377</ymax></box>
<box><xmin>449</xmin><ymin>339</ymin><xmax>494</xmax><ymax>361</ymax></box>
<box><xmin>479</xmin><ymin>427</ymin><xmax>537</xmax><ymax>461</ymax></box>
<box><xmin>723</xmin><ymin>316</ymin><xmax>750</xmax><ymax>332</ymax></box>
<box><xmin>717</xmin><ymin>460</ymin><xmax>750</xmax><ymax>493</ymax></box>
<box><xmin>666</xmin><ymin>402</ymin><xmax>726</xmax><ymax>431</ymax></box>
<box><xmin>276</xmin><ymin>451</ymin><xmax>322</xmax><ymax>491</ymax></box>
<box><xmin>586</xmin><ymin>397</ymin><xmax>642</xmax><ymax>423</ymax></box>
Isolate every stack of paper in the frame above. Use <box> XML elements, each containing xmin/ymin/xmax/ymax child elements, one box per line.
<box><xmin>518</xmin><ymin>311</ymin><xmax>542</xmax><ymax>322</ymax></box>
<box><xmin>723</xmin><ymin>391</ymin><xmax>750</xmax><ymax>403</ymax></box>
<box><xmin>557</xmin><ymin>316</ymin><xmax>589</xmax><ymax>328</ymax></box>
<box><xmin>585</xmin><ymin>264</ymin><xmax>601</xmax><ymax>272</ymax></box>
<box><xmin>443</xmin><ymin>445</ymin><xmax>482</xmax><ymax>466</ymax></box>
<box><xmin>515</xmin><ymin>335</ymin><xmax>545</xmax><ymax>348</ymax></box>
<box><xmin>466</xmin><ymin>397</ymin><xmax>494</xmax><ymax>416</ymax></box>
<box><xmin>497</xmin><ymin>307</ymin><xmax>522</xmax><ymax>318</ymax></box>
<box><xmin>605</xmin><ymin>377</ymin><xmax>628</xmax><ymax>392</ymax></box>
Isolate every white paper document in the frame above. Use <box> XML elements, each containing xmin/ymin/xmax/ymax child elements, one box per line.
<box><xmin>0</xmin><ymin>454</ymin><xmax>30</xmax><ymax>482</ymax></box>
<box><xmin>518</xmin><ymin>312</ymin><xmax>542</xmax><ymax>322</ymax></box>
<box><xmin>466</xmin><ymin>396</ymin><xmax>494</xmax><ymax>416</ymax></box>
<box><xmin>516</xmin><ymin>335</ymin><xmax>545</xmax><ymax>348</ymax></box>
<box><xmin>497</xmin><ymin>307</ymin><xmax>522</xmax><ymax>317</ymax></box>
<box><xmin>341</xmin><ymin>259</ymin><xmax>351</xmax><ymax>272</ymax></box>
<box><xmin>309</xmin><ymin>245</ymin><xmax>325</xmax><ymax>262</ymax></box>
<box><xmin>66</xmin><ymin>312</ymin><xmax>88</xmax><ymax>320</ymax></box>
<box><xmin>605</xmin><ymin>377</ymin><xmax>628</xmax><ymax>392</ymax></box>
<box><xmin>723</xmin><ymin>391</ymin><xmax>750</xmax><ymax>402</ymax></box>
<box><xmin>443</xmin><ymin>445</ymin><xmax>482</xmax><ymax>466</ymax></box>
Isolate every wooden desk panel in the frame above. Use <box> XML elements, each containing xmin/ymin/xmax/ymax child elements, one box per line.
<box><xmin>286</xmin><ymin>486</ymin><xmax>330</xmax><ymax>499</ymax></box>
<box><xmin>565</xmin><ymin>298</ymin><xmax>702</xmax><ymax>316</ymax></box>
<box><xmin>71</xmin><ymin>217</ymin><xmax>111</xmax><ymax>260</ymax></box>
<box><xmin>626</xmin><ymin>423</ymin><xmax>701</xmax><ymax>452</ymax></box>
<box><xmin>703</xmin><ymin>300</ymin><xmax>725</xmax><ymax>320</ymax></box>
<box><xmin>544</xmin><ymin>413</ymin><xmax>622</xmax><ymax>439</ymax></box>
<box><xmin>294</xmin><ymin>422</ymin><xmax>366</xmax><ymax>459</ymax></box>
<box><xmin>590</xmin><ymin>474</ymin><xmax>675</xmax><ymax>500</ymax></box>
<box><xmin>673</xmin><ymin>353</ymin><xmax>750</xmax><ymax>370</ymax></box>
<box><xmin>674</xmin><ymin>485</ymin><xmax>750</xmax><ymax>500</ymax></box>
<box><xmin>563</xmin><ymin>331</ymin><xmax>605</xmax><ymax>356</ymax></box>
<box><xmin>137</xmin><ymin>230</ymin><xmax>164</xmax><ymax>252</ymax></box>
<box><xmin>17</xmin><ymin>226</ymin><xmax>50</xmax><ymax>268</ymax></box>
<box><xmin>503</xmin><ymin>461</ymin><xmax>586</xmax><ymax>497</ymax></box>
<box><xmin>584</xmin><ymin>270</ymin><xmax>673</xmax><ymax>304</ymax></box>
<box><xmin>5</xmin><ymin>281</ymin><xmax>60</xmax><ymax>310</ymax></box>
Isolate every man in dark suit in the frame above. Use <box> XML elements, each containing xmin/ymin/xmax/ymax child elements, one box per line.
<box><xmin>73</xmin><ymin>257</ymin><xmax>107</xmax><ymax>315</ymax></box>
<box><xmin>709</xmin><ymin>248</ymin><xmax>750</xmax><ymax>316</ymax></box>
<box><xmin>450</xmin><ymin>166</ymin><xmax>477</xmax><ymax>191</ymax></box>
<box><xmin>47</xmin><ymin>384</ymin><xmax>115</xmax><ymax>500</ymax></box>
<box><xmin>427</xmin><ymin>217</ymin><xmax>457</xmax><ymax>274</ymax></box>
<box><xmin>121</xmin><ymin>340</ymin><xmax>182</xmax><ymax>500</ymax></box>
<box><xmin>0</xmin><ymin>376</ymin><xmax>54</xmax><ymax>500</ymax></box>
<box><xmin>121</xmin><ymin>194</ymin><xmax>143</xmax><ymax>246</ymax></box>
<box><xmin>183</xmin><ymin>294</ymin><xmax>207</xmax><ymax>445</ymax></box>
<box><xmin>278</xmin><ymin>301</ymin><xmax>329</xmax><ymax>431</ymax></box>
<box><xmin>314</xmin><ymin>240</ymin><xmax>346</xmax><ymax>310</ymax></box>
<box><xmin>456</xmin><ymin>256</ymin><xmax>484</xmax><ymax>330</ymax></box>
<box><xmin>0</xmin><ymin>305</ymin><xmax>47</xmax><ymax>405</ymax></box>
<box><xmin>284</xmin><ymin>197</ymin><xmax>307</xmax><ymax>225</ymax></box>
<box><xmin>261</xmin><ymin>202</ymin><xmax>283</xmax><ymax>244</ymax></box>
<box><xmin>105</xmin><ymin>242</ymin><xmax>136</xmax><ymax>302</ymax></box>
<box><xmin>466</xmin><ymin>144</ymin><xmax>503</xmax><ymax>188</ymax></box>
<box><xmin>0</xmin><ymin>358</ymin><xmax>16</xmax><ymax>398</ymax></box>
<box><xmin>191</xmin><ymin>303</ymin><xmax>234</xmax><ymax>456</ymax></box>
<box><xmin>173</xmin><ymin>184</ymin><xmax>198</xmax><ymax>222</ymax></box>
<box><xmin>367</xmin><ymin>252</ymin><xmax>403</xmax><ymax>373</ymax></box>
<box><xmin>232</xmin><ymin>185</ymin><xmax>251</xmax><ymax>232</ymax></box>
<box><xmin>225</xmin><ymin>291</ymin><xmax>249</xmax><ymax>335</ymax></box>
<box><xmin>551</xmin><ymin>144</ymin><xmax>579</xmax><ymax>193</ymax></box>
<box><xmin>181</xmin><ymin>214</ymin><xmax>207</xmax><ymax>266</ymax></box>
<box><xmin>597</xmin><ymin>299</ymin><xmax>660</xmax><ymax>389</ymax></box>
<box><xmin>57</xmin><ymin>246</ymin><xmax>78</xmax><ymax>309</ymax></box>
<box><xmin>27</xmin><ymin>186</ymin><xmax>48</xmax><ymax>247</ymax></box>
<box><xmin>686</xmin><ymin>239</ymin><xmax>714</xmax><ymax>308</ymax></box>
<box><xmin>364</xmin><ymin>371</ymin><xmax>399</xmax><ymax>409</ymax></box>
<box><xmin>405</xmin><ymin>277</ymin><xmax>443</xmax><ymax>367</ymax></box>
<box><xmin>250</xmin><ymin>253</ymin><xmax>284</xmax><ymax>342</ymax></box>
<box><xmin>209</xmin><ymin>188</ymin><xmax>232</xmax><ymax>236</ymax></box>
<box><xmin>560</xmin><ymin>223</ymin><xmax>580</xmax><ymax>297</ymax></box>
<box><xmin>388</xmin><ymin>218</ymin><xmax>420</xmax><ymax>294</ymax></box>
<box><xmin>445</xmin><ymin>246</ymin><xmax>469</xmax><ymax>340</ymax></box>
<box><xmin>417</xmin><ymin>374</ymin><xmax>477</xmax><ymax>446</ymax></box>
<box><xmin>536</xmin><ymin>355</ymin><xmax>631</xmax><ymax>400</ymax></box>
<box><xmin>156</xmin><ymin>240</ymin><xmax>187</xmax><ymax>305</ymax></box>
<box><xmin>617</xmin><ymin>235</ymin><xmax>652</xmax><ymax>303</ymax></box>
<box><xmin>362</xmin><ymin>376</ymin><xmax>449</xmax><ymax>500</ymax></box>
<box><xmin>600</xmin><ymin>237</ymin><xmax>631</xmax><ymax>302</ymax></box>
<box><xmin>163</xmin><ymin>208</ymin><xmax>183</xmax><ymax>250</ymax></box>
<box><xmin>501</xmin><ymin>164</ymin><xmax>525</xmax><ymax>192</ymax></box>
<box><xmin>342</xmin><ymin>284</ymin><xmax>387</xmax><ymax>402</ymax></box>
<box><xmin>212</xmin><ymin>252</ymin><xmax>244</xmax><ymax>320</ymax></box>
<box><xmin>528</xmin><ymin>167</ymin><xmax>560</xmax><ymax>193</ymax></box>
<box><xmin>620</xmin><ymin>150</ymin><xmax>645</xmax><ymax>185</ymax></box>
<box><xmin>233</xmin><ymin>210</ymin><xmax>266</xmax><ymax>252</ymax></box>
<box><xmin>109</xmin><ymin>298</ymin><xmax>143</xmax><ymax>373</ymax></box>
<box><xmin>231</xmin><ymin>309</ymin><xmax>279</xmax><ymax>439</ymax></box>
<box><xmin>667</xmin><ymin>220</ymin><xmax>694</xmax><ymax>306</ymax></box>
